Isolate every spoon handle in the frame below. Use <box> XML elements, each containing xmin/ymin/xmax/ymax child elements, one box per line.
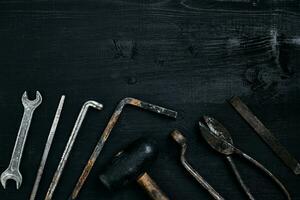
<box><xmin>234</xmin><ymin>149</ymin><xmax>291</xmax><ymax>200</ymax></box>
<box><xmin>226</xmin><ymin>156</ymin><xmax>256</xmax><ymax>200</ymax></box>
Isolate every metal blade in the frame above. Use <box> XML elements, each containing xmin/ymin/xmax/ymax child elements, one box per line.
<box><xmin>204</xmin><ymin>116</ymin><xmax>234</xmax><ymax>145</ymax></box>
<box><xmin>199</xmin><ymin>119</ymin><xmax>234</xmax><ymax>155</ymax></box>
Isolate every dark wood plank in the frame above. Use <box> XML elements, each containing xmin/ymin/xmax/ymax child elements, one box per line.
<box><xmin>0</xmin><ymin>1</ymin><xmax>299</xmax><ymax>199</ymax></box>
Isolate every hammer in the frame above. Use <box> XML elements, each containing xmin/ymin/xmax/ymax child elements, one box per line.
<box><xmin>99</xmin><ymin>138</ymin><xmax>170</xmax><ymax>200</ymax></box>
<box><xmin>70</xmin><ymin>97</ymin><xmax>177</xmax><ymax>200</ymax></box>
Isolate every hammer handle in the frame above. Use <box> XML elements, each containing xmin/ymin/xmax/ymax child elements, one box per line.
<box><xmin>137</xmin><ymin>173</ymin><xmax>170</xmax><ymax>200</ymax></box>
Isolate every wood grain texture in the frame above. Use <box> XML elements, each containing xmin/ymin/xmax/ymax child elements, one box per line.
<box><xmin>0</xmin><ymin>1</ymin><xmax>299</xmax><ymax>200</ymax></box>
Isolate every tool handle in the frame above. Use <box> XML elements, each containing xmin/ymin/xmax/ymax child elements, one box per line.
<box><xmin>226</xmin><ymin>156</ymin><xmax>255</xmax><ymax>200</ymax></box>
<box><xmin>137</xmin><ymin>173</ymin><xmax>169</xmax><ymax>200</ymax></box>
<box><xmin>9</xmin><ymin>106</ymin><xmax>35</xmax><ymax>169</ymax></box>
<box><xmin>235</xmin><ymin>149</ymin><xmax>291</xmax><ymax>200</ymax></box>
<box><xmin>182</xmin><ymin>156</ymin><xmax>225</xmax><ymax>200</ymax></box>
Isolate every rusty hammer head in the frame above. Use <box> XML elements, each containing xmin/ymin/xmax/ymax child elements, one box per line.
<box><xmin>99</xmin><ymin>138</ymin><xmax>158</xmax><ymax>190</ymax></box>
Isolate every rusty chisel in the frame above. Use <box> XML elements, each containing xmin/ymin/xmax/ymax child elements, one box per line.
<box><xmin>230</xmin><ymin>96</ymin><xmax>300</xmax><ymax>175</ymax></box>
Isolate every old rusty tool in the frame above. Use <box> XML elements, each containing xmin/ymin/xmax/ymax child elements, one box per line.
<box><xmin>29</xmin><ymin>95</ymin><xmax>65</xmax><ymax>200</ymax></box>
<box><xmin>44</xmin><ymin>100</ymin><xmax>103</xmax><ymax>200</ymax></box>
<box><xmin>70</xmin><ymin>97</ymin><xmax>177</xmax><ymax>199</ymax></box>
<box><xmin>99</xmin><ymin>137</ymin><xmax>169</xmax><ymax>200</ymax></box>
<box><xmin>1</xmin><ymin>91</ymin><xmax>42</xmax><ymax>189</ymax></box>
<box><xmin>170</xmin><ymin>130</ymin><xmax>225</xmax><ymax>200</ymax></box>
<box><xmin>230</xmin><ymin>96</ymin><xmax>300</xmax><ymax>175</ymax></box>
<box><xmin>199</xmin><ymin>116</ymin><xmax>291</xmax><ymax>200</ymax></box>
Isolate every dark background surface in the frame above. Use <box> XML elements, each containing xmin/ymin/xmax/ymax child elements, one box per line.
<box><xmin>0</xmin><ymin>0</ymin><xmax>299</xmax><ymax>199</ymax></box>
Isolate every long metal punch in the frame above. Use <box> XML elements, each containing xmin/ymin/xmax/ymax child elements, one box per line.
<box><xmin>230</xmin><ymin>96</ymin><xmax>300</xmax><ymax>175</ymax></box>
<box><xmin>44</xmin><ymin>100</ymin><xmax>103</xmax><ymax>200</ymax></box>
<box><xmin>70</xmin><ymin>97</ymin><xmax>177</xmax><ymax>200</ymax></box>
<box><xmin>30</xmin><ymin>95</ymin><xmax>65</xmax><ymax>200</ymax></box>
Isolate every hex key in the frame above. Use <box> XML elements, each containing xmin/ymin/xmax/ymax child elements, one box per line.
<box><xmin>69</xmin><ymin>97</ymin><xmax>177</xmax><ymax>200</ymax></box>
<box><xmin>44</xmin><ymin>100</ymin><xmax>103</xmax><ymax>200</ymax></box>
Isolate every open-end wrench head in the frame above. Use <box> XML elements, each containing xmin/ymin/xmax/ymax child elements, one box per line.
<box><xmin>22</xmin><ymin>91</ymin><xmax>42</xmax><ymax>108</ymax></box>
<box><xmin>1</xmin><ymin>168</ymin><xmax>22</xmax><ymax>189</ymax></box>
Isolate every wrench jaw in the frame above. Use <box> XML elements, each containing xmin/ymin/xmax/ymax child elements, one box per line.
<box><xmin>0</xmin><ymin>167</ymin><xmax>22</xmax><ymax>189</ymax></box>
<box><xmin>22</xmin><ymin>91</ymin><xmax>43</xmax><ymax>109</ymax></box>
<box><xmin>0</xmin><ymin>91</ymin><xmax>41</xmax><ymax>191</ymax></box>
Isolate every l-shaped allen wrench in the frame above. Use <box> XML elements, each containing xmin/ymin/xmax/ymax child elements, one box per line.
<box><xmin>69</xmin><ymin>97</ymin><xmax>177</xmax><ymax>200</ymax></box>
<box><xmin>45</xmin><ymin>100</ymin><xmax>104</xmax><ymax>200</ymax></box>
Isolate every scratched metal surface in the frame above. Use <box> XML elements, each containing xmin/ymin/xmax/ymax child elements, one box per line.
<box><xmin>0</xmin><ymin>0</ymin><xmax>299</xmax><ymax>200</ymax></box>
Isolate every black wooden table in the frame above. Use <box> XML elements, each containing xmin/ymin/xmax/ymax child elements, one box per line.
<box><xmin>0</xmin><ymin>1</ymin><xmax>299</xmax><ymax>199</ymax></box>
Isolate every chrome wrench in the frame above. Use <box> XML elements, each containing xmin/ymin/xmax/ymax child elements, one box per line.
<box><xmin>1</xmin><ymin>91</ymin><xmax>42</xmax><ymax>189</ymax></box>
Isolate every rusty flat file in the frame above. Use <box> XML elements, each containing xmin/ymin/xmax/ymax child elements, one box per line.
<box><xmin>69</xmin><ymin>97</ymin><xmax>177</xmax><ymax>200</ymax></box>
<box><xmin>230</xmin><ymin>96</ymin><xmax>300</xmax><ymax>175</ymax></box>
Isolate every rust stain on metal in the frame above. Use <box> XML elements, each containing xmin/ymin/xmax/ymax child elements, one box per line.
<box><xmin>69</xmin><ymin>97</ymin><xmax>177</xmax><ymax>200</ymax></box>
<box><xmin>102</xmin><ymin>113</ymin><xmax>121</xmax><ymax>142</ymax></box>
<box><xmin>130</xmin><ymin>98</ymin><xmax>141</xmax><ymax>106</ymax></box>
<box><xmin>71</xmin><ymin>159</ymin><xmax>96</xmax><ymax>199</ymax></box>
